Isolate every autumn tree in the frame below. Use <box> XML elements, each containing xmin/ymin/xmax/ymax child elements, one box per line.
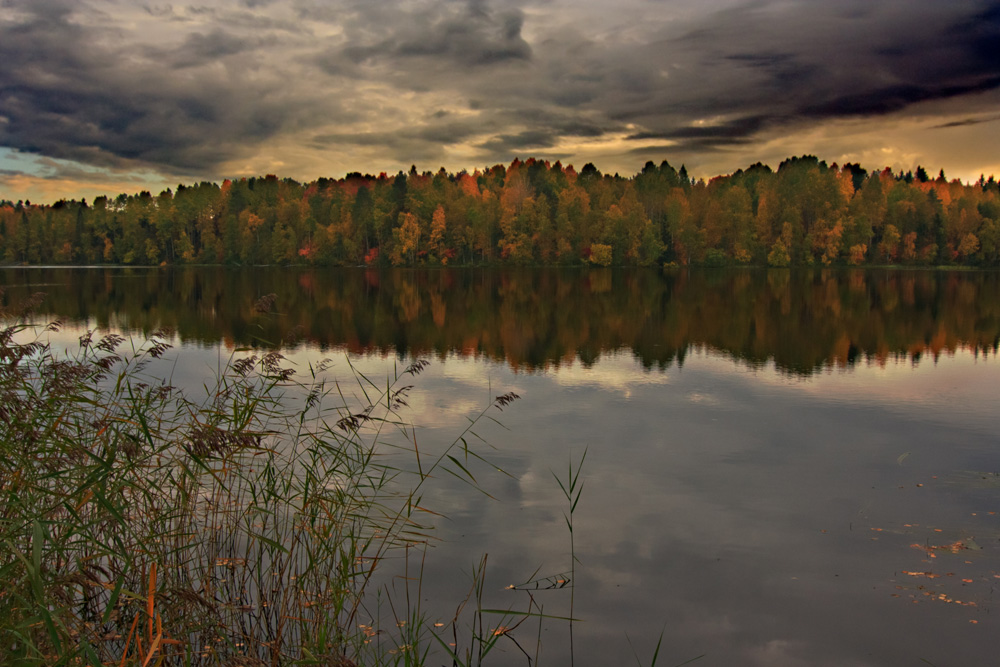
<box><xmin>390</xmin><ymin>212</ymin><xmax>420</xmax><ymax>266</ymax></box>
<box><xmin>428</xmin><ymin>204</ymin><xmax>448</xmax><ymax>263</ymax></box>
<box><xmin>2</xmin><ymin>155</ymin><xmax>995</xmax><ymax>269</ymax></box>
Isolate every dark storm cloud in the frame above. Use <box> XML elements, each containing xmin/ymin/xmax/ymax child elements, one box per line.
<box><xmin>616</xmin><ymin>0</ymin><xmax>1000</xmax><ymax>151</ymax></box>
<box><xmin>314</xmin><ymin>0</ymin><xmax>531</xmax><ymax>77</ymax></box>
<box><xmin>393</xmin><ymin>8</ymin><xmax>530</xmax><ymax>66</ymax></box>
<box><xmin>0</xmin><ymin>0</ymin><xmax>333</xmax><ymax>175</ymax></box>
<box><xmin>801</xmin><ymin>77</ymin><xmax>1000</xmax><ymax>119</ymax></box>
<box><xmin>933</xmin><ymin>114</ymin><xmax>1000</xmax><ymax>129</ymax></box>
<box><xmin>172</xmin><ymin>29</ymin><xmax>260</xmax><ymax>65</ymax></box>
<box><xmin>951</xmin><ymin>3</ymin><xmax>1000</xmax><ymax>69</ymax></box>
<box><xmin>722</xmin><ymin>51</ymin><xmax>818</xmax><ymax>90</ymax></box>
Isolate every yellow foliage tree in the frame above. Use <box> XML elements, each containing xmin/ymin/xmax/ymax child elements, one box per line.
<box><xmin>848</xmin><ymin>243</ymin><xmax>867</xmax><ymax>265</ymax></box>
<box><xmin>820</xmin><ymin>221</ymin><xmax>844</xmax><ymax>265</ymax></box>
<box><xmin>390</xmin><ymin>212</ymin><xmax>420</xmax><ymax>266</ymax></box>
<box><xmin>879</xmin><ymin>224</ymin><xmax>901</xmax><ymax>261</ymax></box>
<box><xmin>589</xmin><ymin>243</ymin><xmax>612</xmax><ymax>266</ymax></box>
<box><xmin>902</xmin><ymin>231</ymin><xmax>918</xmax><ymax>262</ymax></box>
<box><xmin>958</xmin><ymin>232</ymin><xmax>980</xmax><ymax>260</ymax></box>
<box><xmin>429</xmin><ymin>204</ymin><xmax>447</xmax><ymax>263</ymax></box>
<box><xmin>767</xmin><ymin>239</ymin><xmax>790</xmax><ymax>267</ymax></box>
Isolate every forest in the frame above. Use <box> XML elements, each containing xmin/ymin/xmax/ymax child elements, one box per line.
<box><xmin>2</xmin><ymin>156</ymin><xmax>999</xmax><ymax>267</ymax></box>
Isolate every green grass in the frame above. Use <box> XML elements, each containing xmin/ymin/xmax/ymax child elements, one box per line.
<box><xmin>0</xmin><ymin>291</ymin><xmax>525</xmax><ymax>666</ymax></box>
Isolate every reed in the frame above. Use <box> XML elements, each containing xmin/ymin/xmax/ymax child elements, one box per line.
<box><xmin>553</xmin><ymin>449</ymin><xmax>586</xmax><ymax>667</ymax></box>
<box><xmin>0</xmin><ymin>291</ymin><xmax>521</xmax><ymax>666</ymax></box>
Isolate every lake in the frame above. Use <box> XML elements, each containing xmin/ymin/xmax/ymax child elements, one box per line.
<box><xmin>3</xmin><ymin>266</ymin><xmax>999</xmax><ymax>666</ymax></box>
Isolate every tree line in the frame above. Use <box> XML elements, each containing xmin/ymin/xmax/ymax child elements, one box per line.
<box><xmin>2</xmin><ymin>156</ymin><xmax>999</xmax><ymax>267</ymax></box>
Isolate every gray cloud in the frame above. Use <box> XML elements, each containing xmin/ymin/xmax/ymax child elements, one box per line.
<box><xmin>26</xmin><ymin>155</ymin><xmax>158</xmax><ymax>184</ymax></box>
<box><xmin>314</xmin><ymin>0</ymin><xmax>532</xmax><ymax>82</ymax></box>
<box><xmin>620</xmin><ymin>0</ymin><xmax>1000</xmax><ymax>150</ymax></box>
<box><xmin>143</xmin><ymin>4</ymin><xmax>175</xmax><ymax>18</ymax></box>
<box><xmin>629</xmin><ymin>115</ymin><xmax>770</xmax><ymax>142</ymax></box>
<box><xmin>479</xmin><ymin>129</ymin><xmax>558</xmax><ymax>152</ymax></box>
<box><xmin>0</xmin><ymin>0</ymin><xmax>337</xmax><ymax>175</ymax></box>
<box><xmin>169</xmin><ymin>29</ymin><xmax>261</xmax><ymax>67</ymax></box>
<box><xmin>933</xmin><ymin>114</ymin><xmax>1000</xmax><ymax>129</ymax></box>
<box><xmin>1</xmin><ymin>0</ymin><xmax>998</xmax><ymax>193</ymax></box>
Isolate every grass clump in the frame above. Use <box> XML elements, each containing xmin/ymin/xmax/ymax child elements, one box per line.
<box><xmin>0</xmin><ymin>290</ymin><xmax>520</xmax><ymax>666</ymax></box>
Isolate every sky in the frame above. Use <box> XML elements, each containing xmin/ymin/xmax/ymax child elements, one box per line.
<box><xmin>1</xmin><ymin>0</ymin><xmax>999</xmax><ymax>204</ymax></box>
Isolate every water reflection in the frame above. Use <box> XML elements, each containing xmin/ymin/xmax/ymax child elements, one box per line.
<box><xmin>402</xmin><ymin>351</ymin><xmax>1000</xmax><ymax>666</ymax></box>
<box><xmin>2</xmin><ymin>266</ymin><xmax>999</xmax><ymax>374</ymax></box>
<box><xmin>3</xmin><ymin>267</ymin><xmax>999</xmax><ymax>664</ymax></box>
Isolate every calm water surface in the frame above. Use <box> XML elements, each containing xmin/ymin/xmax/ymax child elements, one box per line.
<box><xmin>3</xmin><ymin>267</ymin><xmax>999</xmax><ymax>666</ymax></box>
